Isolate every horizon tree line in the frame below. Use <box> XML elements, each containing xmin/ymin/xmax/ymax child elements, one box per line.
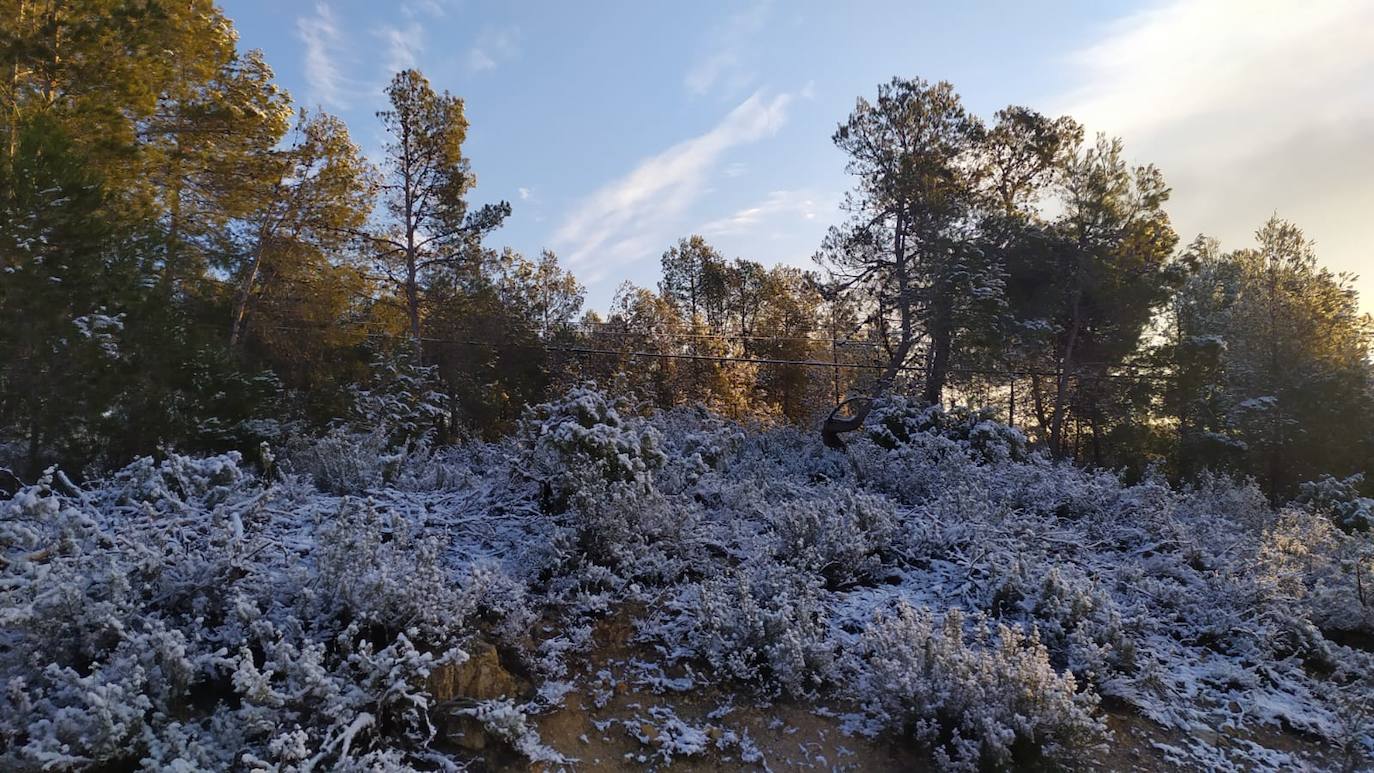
<box><xmin>1</xmin><ymin>2</ymin><xmax>1370</xmax><ymax>502</ymax></box>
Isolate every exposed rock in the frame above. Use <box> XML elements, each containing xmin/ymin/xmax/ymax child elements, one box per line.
<box><xmin>452</xmin><ymin>715</ymin><xmax>488</xmax><ymax>751</ymax></box>
<box><xmin>430</xmin><ymin>639</ymin><xmax>526</xmax><ymax>702</ymax></box>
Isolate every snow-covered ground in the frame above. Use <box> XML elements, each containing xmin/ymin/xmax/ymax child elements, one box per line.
<box><xmin>2</xmin><ymin>387</ymin><xmax>1372</xmax><ymax>770</ymax></box>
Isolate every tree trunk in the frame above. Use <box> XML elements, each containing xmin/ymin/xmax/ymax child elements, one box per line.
<box><xmin>405</xmin><ymin>267</ymin><xmax>421</xmax><ymax>353</ymax></box>
<box><xmin>924</xmin><ymin>296</ymin><xmax>952</xmax><ymax>406</ymax></box>
<box><xmin>1050</xmin><ymin>282</ymin><xmax>1084</xmax><ymax>458</ymax></box>
<box><xmin>882</xmin><ymin>209</ymin><xmax>911</xmax><ymax>395</ymax></box>
<box><xmin>821</xmin><ymin>208</ymin><xmax>911</xmax><ymax>450</ymax></box>
<box><xmin>1089</xmin><ymin>397</ymin><xmax>1104</xmax><ymax>467</ymax></box>
<box><xmin>402</xmin><ymin>124</ymin><xmax>424</xmax><ymax>359</ymax></box>
<box><xmin>5</xmin><ymin>0</ymin><xmax>26</xmax><ymax>161</ymax></box>
<box><xmin>1031</xmin><ymin>373</ymin><xmax>1049</xmax><ymax>438</ymax></box>
<box><xmin>230</xmin><ymin>240</ymin><xmax>266</xmax><ymax>346</ymax></box>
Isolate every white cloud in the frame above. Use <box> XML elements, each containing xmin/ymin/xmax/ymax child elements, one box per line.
<box><xmin>401</xmin><ymin>0</ymin><xmax>448</xmax><ymax>19</ymax></box>
<box><xmin>699</xmin><ymin>189</ymin><xmax>830</xmax><ymax>237</ymax></box>
<box><xmin>467</xmin><ymin>49</ymin><xmax>496</xmax><ymax>73</ymax></box>
<box><xmin>296</xmin><ymin>2</ymin><xmax>349</xmax><ymax>108</ymax></box>
<box><xmin>1059</xmin><ymin>0</ymin><xmax>1374</xmax><ymax>307</ymax></box>
<box><xmin>467</xmin><ymin>26</ymin><xmax>521</xmax><ymax>73</ymax></box>
<box><xmin>685</xmin><ymin>2</ymin><xmax>771</xmax><ymax>96</ymax></box>
<box><xmin>553</xmin><ymin>91</ymin><xmax>793</xmax><ymax>280</ymax></box>
<box><xmin>378</xmin><ymin>23</ymin><xmax>424</xmax><ymax>75</ymax></box>
<box><xmin>685</xmin><ymin>50</ymin><xmax>741</xmax><ymax>96</ymax></box>
<box><xmin>517</xmin><ymin>187</ymin><xmax>532</xmax><ymax>201</ymax></box>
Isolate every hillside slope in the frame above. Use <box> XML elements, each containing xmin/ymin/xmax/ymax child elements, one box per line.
<box><xmin>2</xmin><ymin>388</ymin><xmax>1371</xmax><ymax>770</ymax></box>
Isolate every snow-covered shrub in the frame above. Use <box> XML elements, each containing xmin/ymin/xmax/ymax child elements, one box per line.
<box><xmin>106</xmin><ymin>450</ymin><xmax>250</xmax><ymax>509</ymax></box>
<box><xmin>516</xmin><ymin>385</ymin><xmax>667</xmax><ymax>509</ymax></box>
<box><xmin>770</xmin><ymin>487</ymin><xmax>897</xmax><ymax>588</ymax></box>
<box><xmin>0</xmin><ymin>445</ymin><xmax>556</xmax><ymax>771</ymax></box>
<box><xmin>650</xmin><ymin>406</ymin><xmax>746</xmax><ymax>492</ymax></box>
<box><xmin>347</xmin><ymin>352</ymin><xmax>446</xmax><ymax>445</ymax></box>
<box><xmin>851</xmin><ymin>603</ymin><xmax>1106</xmax><ymax>771</ymax></box>
<box><xmin>687</xmin><ymin>561</ymin><xmax>833</xmax><ymax>697</ymax></box>
<box><xmin>631</xmin><ymin>705</ymin><xmax>713</xmax><ymax>762</ymax></box>
<box><xmin>1298</xmin><ymin>474</ymin><xmax>1374</xmax><ymax>533</ymax></box>
<box><xmin>312</xmin><ymin>499</ymin><xmax>471</xmax><ymax>641</ymax></box>
<box><xmin>1181</xmin><ymin>471</ymin><xmax>1275</xmax><ymax>533</ymax></box>
<box><xmin>280</xmin><ymin>352</ymin><xmax>447</xmax><ymax>494</ymax></box>
<box><xmin>983</xmin><ymin>562</ymin><xmax>1136</xmax><ymax>678</ymax></box>
<box><xmin>452</xmin><ymin>562</ymin><xmax>538</xmax><ymax>647</ymax></box>
<box><xmin>390</xmin><ymin>441</ymin><xmax>483</xmax><ymax>492</ymax></box>
<box><xmin>866</xmin><ymin>397</ymin><xmax>1028</xmax><ymax>463</ymax></box>
<box><xmin>228</xmin><ymin>621</ymin><xmax>464</xmax><ymax>770</ymax></box>
<box><xmin>560</xmin><ymin>481</ymin><xmax>700</xmax><ymax>581</ymax></box>
<box><xmin>6</xmin><ymin>386</ymin><xmax>1374</xmax><ymax>770</ymax></box>
<box><xmin>1260</xmin><ymin>507</ymin><xmax>1374</xmax><ymax>636</ymax></box>
<box><xmin>286</xmin><ymin>426</ymin><xmax>403</xmax><ymax>494</ymax></box>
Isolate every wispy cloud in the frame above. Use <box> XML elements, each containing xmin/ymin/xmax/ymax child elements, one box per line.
<box><xmin>296</xmin><ymin>2</ymin><xmax>350</xmax><ymax>108</ymax></box>
<box><xmin>378</xmin><ymin>23</ymin><xmax>424</xmax><ymax>75</ymax></box>
<box><xmin>685</xmin><ymin>1</ymin><xmax>771</xmax><ymax>96</ymax></box>
<box><xmin>467</xmin><ymin>26</ymin><xmax>522</xmax><ymax>73</ymax></box>
<box><xmin>400</xmin><ymin>0</ymin><xmax>449</xmax><ymax>19</ymax></box>
<box><xmin>1059</xmin><ymin>0</ymin><xmax>1374</xmax><ymax>302</ymax></box>
<box><xmin>699</xmin><ymin>188</ymin><xmax>831</xmax><ymax>238</ymax></box>
<box><xmin>517</xmin><ymin>187</ymin><xmax>533</xmax><ymax>201</ymax></box>
<box><xmin>553</xmin><ymin>91</ymin><xmax>793</xmax><ymax>280</ymax></box>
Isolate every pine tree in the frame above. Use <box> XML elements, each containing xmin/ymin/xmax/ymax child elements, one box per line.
<box><xmin>371</xmin><ymin>69</ymin><xmax>509</xmax><ymax>353</ymax></box>
<box><xmin>1173</xmin><ymin>218</ymin><xmax>1374</xmax><ymax>497</ymax></box>
<box><xmin>659</xmin><ymin>235</ymin><xmax>728</xmax><ymax>329</ymax></box>
<box><xmin>752</xmin><ymin>266</ymin><xmax>829</xmax><ymax>421</ymax></box>
<box><xmin>822</xmin><ymin>77</ymin><xmax>995</xmax><ymax>406</ymax></box>
<box><xmin>0</xmin><ymin>116</ymin><xmax>130</xmax><ymax>475</ymax></box>
<box><xmin>1010</xmin><ymin>135</ymin><xmax>1178</xmax><ymax>459</ymax></box>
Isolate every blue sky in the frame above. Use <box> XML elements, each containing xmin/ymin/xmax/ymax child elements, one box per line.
<box><xmin>221</xmin><ymin>0</ymin><xmax>1374</xmax><ymax>312</ymax></box>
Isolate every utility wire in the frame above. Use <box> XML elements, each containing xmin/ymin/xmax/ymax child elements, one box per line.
<box><xmin>232</xmin><ymin>321</ymin><xmax>1177</xmax><ymax>382</ymax></box>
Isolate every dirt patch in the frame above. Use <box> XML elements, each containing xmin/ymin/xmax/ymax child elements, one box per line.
<box><xmin>1093</xmin><ymin>700</ymin><xmax>1341</xmax><ymax>772</ymax></box>
<box><xmin>526</xmin><ymin>613</ymin><xmax>926</xmax><ymax>771</ymax></box>
<box><xmin>439</xmin><ymin>611</ymin><xmax>1350</xmax><ymax>771</ymax></box>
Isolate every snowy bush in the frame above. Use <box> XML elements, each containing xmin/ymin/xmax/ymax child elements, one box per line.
<box><xmin>560</xmin><ymin>482</ymin><xmax>699</xmax><ymax>581</ymax></box>
<box><xmin>650</xmin><ymin>406</ymin><xmax>746</xmax><ymax>492</ymax></box>
<box><xmin>347</xmin><ymin>352</ymin><xmax>446</xmax><ymax>445</ymax></box>
<box><xmin>866</xmin><ymin>396</ymin><xmax>1028</xmax><ymax>463</ymax></box>
<box><xmin>1298</xmin><ymin>473</ymin><xmax>1374</xmax><ymax>533</ymax></box>
<box><xmin>3</xmin><ymin>387</ymin><xmax>1373</xmax><ymax>770</ymax></box>
<box><xmin>981</xmin><ymin>561</ymin><xmax>1136</xmax><ymax>678</ymax></box>
<box><xmin>685</xmin><ymin>561</ymin><xmax>833</xmax><ymax>697</ymax></box>
<box><xmin>313</xmin><ymin>498</ymin><xmax>471</xmax><ymax>641</ymax></box>
<box><xmin>452</xmin><ymin>699</ymin><xmax>564</xmax><ymax>764</ymax></box>
<box><xmin>516</xmin><ymin>385</ymin><xmax>667</xmax><ymax>510</ymax></box>
<box><xmin>280</xmin><ymin>353</ymin><xmax>448</xmax><ymax>494</ymax></box>
<box><xmin>851</xmin><ymin>603</ymin><xmax>1106</xmax><ymax>771</ymax></box>
<box><xmin>0</xmin><ymin>452</ymin><xmax>533</xmax><ymax>771</ymax></box>
<box><xmin>770</xmin><ymin>487</ymin><xmax>897</xmax><ymax>588</ymax></box>
<box><xmin>1260</xmin><ymin>507</ymin><xmax>1374</xmax><ymax>637</ymax></box>
<box><xmin>286</xmin><ymin>426</ymin><xmax>403</xmax><ymax>493</ymax></box>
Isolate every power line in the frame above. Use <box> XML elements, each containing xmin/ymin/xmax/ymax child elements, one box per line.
<box><xmin>232</xmin><ymin>320</ymin><xmax>1176</xmax><ymax>382</ymax></box>
<box><xmin>577</xmin><ymin>321</ymin><xmax>886</xmax><ymax>348</ymax></box>
<box><xmin>175</xmin><ymin>317</ymin><xmax>1171</xmax><ymax>383</ymax></box>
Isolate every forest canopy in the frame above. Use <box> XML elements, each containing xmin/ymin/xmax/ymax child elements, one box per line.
<box><xmin>0</xmin><ymin>1</ymin><xmax>1370</xmax><ymax>505</ymax></box>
